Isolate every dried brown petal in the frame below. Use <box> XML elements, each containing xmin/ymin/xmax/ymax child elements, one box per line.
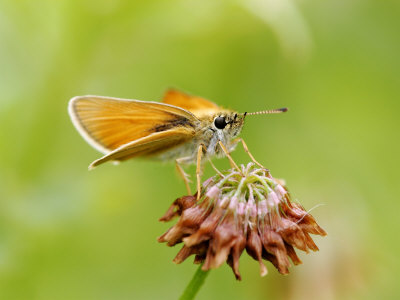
<box><xmin>183</xmin><ymin>206</ymin><xmax>224</xmax><ymax>247</ymax></box>
<box><xmin>303</xmin><ymin>231</ymin><xmax>320</xmax><ymax>251</ymax></box>
<box><xmin>246</xmin><ymin>228</ymin><xmax>268</xmax><ymax>276</ymax></box>
<box><xmin>159</xmin><ymin>196</ymin><xmax>197</xmax><ymax>222</ymax></box>
<box><xmin>285</xmin><ymin>203</ymin><xmax>327</xmax><ymax>236</ymax></box>
<box><xmin>173</xmin><ymin>243</ymin><xmax>208</xmax><ymax>264</ymax></box>
<box><xmin>261</xmin><ymin>229</ymin><xmax>291</xmax><ymax>275</ymax></box>
<box><xmin>158</xmin><ymin>205</ymin><xmax>208</xmax><ymax>246</ymax></box>
<box><xmin>285</xmin><ymin>243</ymin><xmax>302</xmax><ymax>265</ymax></box>
<box><xmin>227</xmin><ymin>229</ymin><xmax>246</xmax><ymax>280</ymax></box>
<box><xmin>262</xmin><ymin>250</ymin><xmax>289</xmax><ymax>275</ymax></box>
<box><xmin>202</xmin><ymin>215</ymin><xmax>238</xmax><ymax>270</ymax></box>
<box><xmin>278</xmin><ymin>218</ymin><xmax>308</xmax><ymax>252</ymax></box>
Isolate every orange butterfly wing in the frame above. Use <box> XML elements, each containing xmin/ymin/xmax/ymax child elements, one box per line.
<box><xmin>88</xmin><ymin>127</ymin><xmax>193</xmax><ymax>169</ymax></box>
<box><xmin>69</xmin><ymin>95</ymin><xmax>198</xmax><ymax>167</ymax></box>
<box><xmin>162</xmin><ymin>89</ymin><xmax>220</xmax><ymax>117</ymax></box>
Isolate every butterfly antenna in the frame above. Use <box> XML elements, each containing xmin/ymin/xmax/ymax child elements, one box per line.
<box><xmin>245</xmin><ymin>107</ymin><xmax>288</xmax><ymax>116</ymax></box>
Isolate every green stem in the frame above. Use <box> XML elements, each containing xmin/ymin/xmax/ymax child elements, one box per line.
<box><xmin>179</xmin><ymin>265</ymin><xmax>210</xmax><ymax>300</ymax></box>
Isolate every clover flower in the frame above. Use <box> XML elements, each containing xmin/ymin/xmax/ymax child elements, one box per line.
<box><xmin>158</xmin><ymin>163</ymin><xmax>326</xmax><ymax>280</ymax></box>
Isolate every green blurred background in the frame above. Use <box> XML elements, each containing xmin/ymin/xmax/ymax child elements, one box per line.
<box><xmin>1</xmin><ymin>0</ymin><xmax>399</xmax><ymax>299</ymax></box>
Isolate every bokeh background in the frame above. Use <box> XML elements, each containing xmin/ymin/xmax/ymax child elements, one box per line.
<box><xmin>1</xmin><ymin>0</ymin><xmax>399</xmax><ymax>299</ymax></box>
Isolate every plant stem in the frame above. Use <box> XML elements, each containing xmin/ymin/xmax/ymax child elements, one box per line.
<box><xmin>179</xmin><ymin>265</ymin><xmax>210</xmax><ymax>300</ymax></box>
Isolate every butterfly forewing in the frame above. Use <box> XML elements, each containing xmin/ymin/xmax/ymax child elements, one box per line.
<box><xmin>69</xmin><ymin>96</ymin><xmax>198</xmax><ymax>166</ymax></box>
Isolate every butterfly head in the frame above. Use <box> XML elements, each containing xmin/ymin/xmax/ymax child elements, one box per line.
<box><xmin>210</xmin><ymin>111</ymin><xmax>245</xmax><ymax>140</ymax></box>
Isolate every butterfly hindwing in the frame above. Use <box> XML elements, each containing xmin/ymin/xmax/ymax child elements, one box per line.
<box><xmin>162</xmin><ymin>89</ymin><xmax>220</xmax><ymax>118</ymax></box>
<box><xmin>88</xmin><ymin>127</ymin><xmax>194</xmax><ymax>168</ymax></box>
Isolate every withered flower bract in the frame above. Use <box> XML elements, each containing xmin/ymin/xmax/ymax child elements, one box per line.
<box><xmin>158</xmin><ymin>163</ymin><xmax>326</xmax><ymax>280</ymax></box>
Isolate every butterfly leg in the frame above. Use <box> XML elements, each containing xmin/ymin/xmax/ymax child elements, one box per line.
<box><xmin>207</xmin><ymin>157</ymin><xmax>224</xmax><ymax>178</ymax></box>
<box><xmin>196</xmin><ymin>144</ymin><xmax>205</xmax><ymax>200</ymax></box>
<box><xmin>218</xmin><ymin>141</ymin><xmax>243</xmax><ymax>175</ymax></box>
<box><xmin>176</xmin><ymin>158</ymin><xmax>192</xmax><ymax>194</ymax></box>
<box><xmin>235</xmin><ymin>138</ymin><xmax>265</xmax><ymax>169</ymax></box>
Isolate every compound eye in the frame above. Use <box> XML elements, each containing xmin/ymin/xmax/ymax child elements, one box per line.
<box><xmin>214</xmin><ymin>116</ymin><xmax>227</xmax><ymax>129</ymax></box>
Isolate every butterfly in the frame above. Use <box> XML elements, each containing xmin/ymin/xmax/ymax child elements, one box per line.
<box><xmin>68</xmin><ymin>89</ymin><xmax>287</xmax><ymax>195</ymax></box>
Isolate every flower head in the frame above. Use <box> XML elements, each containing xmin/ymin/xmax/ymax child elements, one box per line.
<box><xmin>158</xmin><ymin>163</ymin><xmax>326</xmax><ymax>280</ymax></box>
